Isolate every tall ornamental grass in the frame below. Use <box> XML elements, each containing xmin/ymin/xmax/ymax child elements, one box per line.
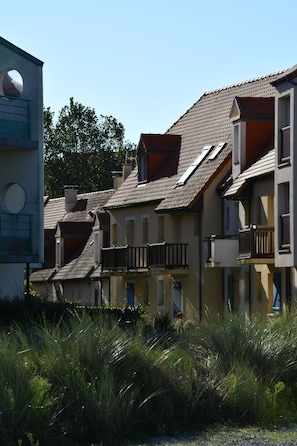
<box><xmin>195</xmin><ymin>314</ymin><xmax>297</xmax><ymax>424</ymax></box>
<box><xmin>1</xmin><ymin>310</ymin><xmax>297</xmax><ymax>445</ymax></box>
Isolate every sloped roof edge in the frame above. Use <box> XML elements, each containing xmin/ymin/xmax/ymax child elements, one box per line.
<box><xmin>166</xmin><ymin>69</ymin><xmax>286</xmax><ymax>133</ymax></box>
<box><xmin>224</xmin><ymin>149</ymin><xmax>275</xmax><ymax>198</ymax></box>
<box><xmin>0</xmin><ymin>36</ymin><xmax>43</xmax><ymax>66</ymax></box>
<box><xmin>271</xmin><ymin>64</ymin><xmax>297</xmax><ymax>86</ymax></box>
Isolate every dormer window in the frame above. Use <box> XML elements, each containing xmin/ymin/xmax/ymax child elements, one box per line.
<box><xmin>137</xmin><ymin>134</ymin><xmax>181</xmax><ymax>184</ymax></box>
<box><xmin>93</xmin><ymin>213</ymin><xmax>105</xmax><ymax>265</ymax></box>
<box><xmin>55</xmin><ymin>237</ymin><xmax>63</xmax><ymax>268</ymax></box>
<box><xmin>230</xmin><ymin>96</ymin><xmax>274</xmax><ymax>179</ymax></box>
<box><xmin>233</xmin><ymin>124</ymin><xmax>240</xmax><ymax>165</ymax></box>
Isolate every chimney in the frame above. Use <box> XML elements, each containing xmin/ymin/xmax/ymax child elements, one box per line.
<box><xmin>64</xmin><ymin>185</ymin><xmax>78</xmax><ymax>212</ymax></box>
<box><xmin>111</xmin><ymin>161</ymin><xmax>133</xmax><ymax>190</ymax></box>
<box><xmin>112</xmin><ymin>171</ymin><xmax>123</xmax><ymax>191</ymax></box>
<box><xmin>122</xmin><ymin>160</ymin><xmax>132</xmax><ymax>180</ymax></box>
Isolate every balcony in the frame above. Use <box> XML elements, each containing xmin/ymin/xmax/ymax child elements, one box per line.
<box><xmin>101</xmin><ymin>242</ymin><xmax>188</xmax><ymax>272</ymax></box>
<box><xmin>0</xmin><ymin>212</ymin><xmax>32</xmax><ymax>262</ymax></box>
<box><xmin>204</xmin><ymin>235</ymin><xmax>239</xmax><ymax>268</ymax></box>
<box><xmin>238</xmin><ymin>225</ymin><xmax>274</xmax><ymax>263</ymax></box>
<box><xmin>0</xmin><ymin>96</ymin><xmax>37</xmax><ymax>149</ymax></box>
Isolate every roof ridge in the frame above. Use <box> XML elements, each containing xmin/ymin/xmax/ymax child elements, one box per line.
<box><xmin>202</xmin><ymin>69</ymin><xmax>287</xmax><ymax>96</ymax></box>
<box><xmin>44</xmin><ymin>189</ymin><xmax>114</xmax><ymax>201</ymax></box>
<box><xmin>167</xmin><ymin>68</ymin><xmax>287</xmax><ymax>134</ymax></box>
<box><xmin>77</xmin><ymin>189</ymin><xmax>114</xmax><ymax>198</ymax></box>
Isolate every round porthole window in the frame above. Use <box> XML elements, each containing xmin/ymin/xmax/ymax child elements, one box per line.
<box><xmin>0</xmin><ymin>183</ymin><xmax>26</xmax><ymax>213</ymax></box>
<box><xmin>0</xmin><ymin>69</ymin><xmax>23</xmax><ymax>99</ymax></box>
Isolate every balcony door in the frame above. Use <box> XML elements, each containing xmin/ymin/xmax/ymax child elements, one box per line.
<box><xmin>272</xmin><ymin>273</ymin><xmax>281</xmax><ymax>313</ymax></box>
<box><xmin>172</xmin><ymin>279</ymin><xmax>183</xmax><ymax>317</ymax></box>
<box><xmin>126</xmin><ymin>282</ymin><xmax>135</xmax><ymax>307</ymax></box>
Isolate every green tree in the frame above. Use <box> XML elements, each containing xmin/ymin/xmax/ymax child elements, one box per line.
<box><xmin>44</xmin><ymin>98</ymin><xmax>135</xmax><ymax>197</ymax></box>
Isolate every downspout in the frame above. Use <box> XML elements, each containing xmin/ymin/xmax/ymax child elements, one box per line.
<box><xmin>248</xmin><ymin>265</ymin><xmax>252</xmax><ymax>316</ymax></box>
<box><xmin>222</xmin><ymin>268</ymin><xmax>225</xmax><ymax>317</ymax></box>
<box><xmin>286</xmin><ymin>267</ymin><xmax>291</xmax><ymax>312</ymax></box>
<box><xmin>25</xmin><ymin>262</ymin><xmax>30</xmax><ymax>299</ymax></box>
<box><xmin>198</xmin><ymin>212</ymin><xmax>202</xmax><ymax>321</ymax></box>
<box><xmin>247</xmin><ymin>198</ymin><xmax>252</xmax><ymax>316</ymax></box>
<box><xmin>108</xmin><ymin>277</ymin><xmax>111</xmax><ymax>304</ymax></box>
<box><xmin>221</xmin><ymin>197</ymin><xmax>226</xmax><ymax>315</ymax></box>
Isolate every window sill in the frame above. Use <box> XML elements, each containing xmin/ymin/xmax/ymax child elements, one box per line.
<box><xmin>278</xmin><ymin>159</ymin><xmax>291</xmax><ymax>168</ymax></box>
<box><xmin>278</xmin><ymin>246</ymin><xmax>291</xmax><ymax>254</ymax></box>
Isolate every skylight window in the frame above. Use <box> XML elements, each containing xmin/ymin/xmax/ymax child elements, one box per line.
<box><xmin>177</xmin><ymin>145</ymin><xmax>213</xmax><ymax>186</ymax></box>
<box><xmin>208</xmin><ymin>142</ymin><xmax>226</xmax><ymax>160</ymax></box>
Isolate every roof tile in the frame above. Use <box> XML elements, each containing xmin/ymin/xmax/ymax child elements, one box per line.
<box><xmin>105</xmin><ymin>70</ymin><xmax>284</xmax><ymax>212</ymax></box>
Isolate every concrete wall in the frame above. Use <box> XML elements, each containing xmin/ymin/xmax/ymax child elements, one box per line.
<box><xmin>0</xmin><ymin>39</ymin><xmax>43</xmax><ymax>299</ymax></box>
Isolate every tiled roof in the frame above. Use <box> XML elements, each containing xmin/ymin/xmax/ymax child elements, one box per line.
<box><xmin>231</xmin><ymin>97</ymin><xmax>274</xmax><ymax>120</ymax></box>
<box><xmin>44</xmin><ymin>196</ymin><xmax>66</xmax><ymax>230</ymax></box>
<box><xmin>31</xmin><ymin>189</ymin><xmax>114</xmax><ymax>283</ymax></box>
<box><xmin>53</xmin><ymin>231</ymin><xmax>98</xmax><ymax>281</ymax></box>
<box><xmin>30</xmin><ymin>267</ymin><xmax>56</xmax><ymax>283</ymax></box>
<box><xmin>44</xmin><ymin>189</ymin><xmax>114</xmax><ymax>229</ymax></box>
<box><xmin>105</xmin><ymin>70</ymin><xmax>284</xmax><ymax>212</ymax></box>
<box><xmin>224</xmin><ymin>148</ymin><xmax>275</xmax><ymax>198</ymax></box>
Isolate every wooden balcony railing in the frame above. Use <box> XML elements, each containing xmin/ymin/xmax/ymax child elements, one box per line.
<box><xmin>101</xmin><ymin>243</ymin><xmax>188</xmax><ymax>271</ymax></box>
<box><xmin>148</xmin><ymin>242</ymin><xmax>188</xmax><ymax>269</ymax></box>
<box><xmin>238</xmin><ymin>225</ymin><xmax>274</xmax><ymax>259</ymax></box>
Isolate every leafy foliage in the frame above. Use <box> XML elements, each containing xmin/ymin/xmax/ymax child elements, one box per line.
<box><xmin>44</xmin><ymin>98</ymin><xmax>135</xmax><ymax>197</ymax></box>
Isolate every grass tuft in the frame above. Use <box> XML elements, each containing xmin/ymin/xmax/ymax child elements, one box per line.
<box><xmin>0</xmin><ymin>307</ymin><xmax>297</xmax><ymax>444</ymax></box>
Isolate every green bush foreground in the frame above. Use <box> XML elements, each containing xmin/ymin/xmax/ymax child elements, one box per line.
<box><xmin>1</xmin><ymin>300</ymin><xmax>297</xmax><ymax>445</ymax></box>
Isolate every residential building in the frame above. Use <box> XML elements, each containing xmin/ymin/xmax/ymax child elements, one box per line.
<box><xmin>102</xmin><ymin>70</ymin><xmax>284</xmax><ymax>322</ymax></box>
<box><xmin>30</xmin><ymin>186</ymin><xmax>114</xmax><ymax>304</ymax></box>
<box><xmin>32</xmin><ymin>64</ymin><xmax>297</xmax><ymax>321</ymax></box>
<box><xmin>0</xmin><ymin>37</ymin><xmax>43</xmax><ymax>298</ymax></box>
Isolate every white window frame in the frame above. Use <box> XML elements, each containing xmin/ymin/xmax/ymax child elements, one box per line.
<box><xmin>208</xmin><ymin>142</ymin><xmax>226</xmax><ymax>160</ymax></box>
<box><xmin>177</xmin><ymin>145</ymin><xmax>213</xmax><ymax>186</ymax></box>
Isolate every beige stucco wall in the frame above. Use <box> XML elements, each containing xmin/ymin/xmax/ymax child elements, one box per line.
<box><xmin>108</xmin><ymin>204</ymin><xmax>202</xmax><ymax>322</ymax></box>
<box><xmin>200</xmin><ymin>163</ymin><xmax>231</xmax><ymax>318</ymax></box>
<box><xmin>107</xmin><ymin>160</ymin><xmax>231</xmax><ymax>322</ymax></box>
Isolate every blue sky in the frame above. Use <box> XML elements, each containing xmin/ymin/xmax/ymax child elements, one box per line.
<box><xmin>1</xmin><ymin>0</ymin><xmax>296</xmax><ymax>144</ymax></box>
